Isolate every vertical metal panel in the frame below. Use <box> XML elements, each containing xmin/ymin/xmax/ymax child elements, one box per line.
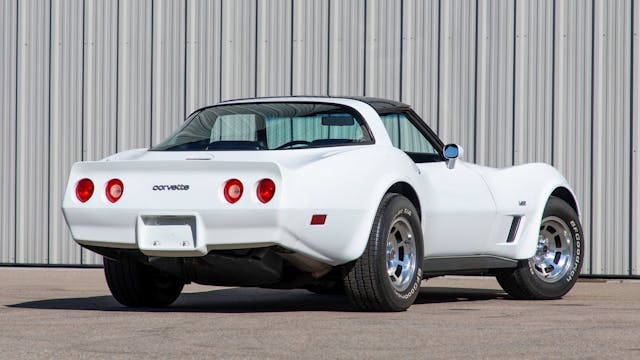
<box><xmin>328</xmin><ymin>0</ymin><xmax>364</xmax><ymax>95</ymax></box>
<box><xmin>554</xmin><ymin>0</ymin><xmax>594</xmax><ymax>274</ymax></box>
<box><xmin>401</xmin><ymin>0</ymin><xmax>439</xmax><ymax>127</ymax></box>
<box><xmin>291</xmin><ymin>0</ymin><xmax>329</xmax><ymax>95</ymax></box>
<box><xmin>591</xmin><ymin>0</ymin><xmax>632</xmax><ymax>275</ymax></box>
<box><xmin>185</xmin><ymin>0</ymin><xmax>221</xmax><ymax>113</ymax></box>
<box><xmin>438</xmin><ymin>0</ymin><xmax>476</xmax><ymax>156</ymax></box>
<box><xmin>49</xmin><ymin>0</ymin><xmax>83</xmax><ymax>264</ymax></box>
<box><xmin>256</xmin><ymin>0</ymin><xmax>291</xmax><ymax>97</ymax></box>
<box><xmin>513</xmin><ymin>0</ymin><xmax>553</xmax><ymax>165</ymax></box>
<box><xmin>0</xmin><ymin>0</ymin><xmax>17</xmax><ymax>263</ymax></box>
<box><xmin>475</xmin><ymin>0</ymin><xmax>515</xmax><ymax>168</ymax></box>
<box><xmin>151</xmin><ymin>0</ymin><xmax>186</xmax><ymax>144</ymax></box>
<box><xmin>117</xmin><ymin>0</ymin><xmax>152</xmax><ymax>151</ymax></box>
<box><xmin>364</xmin><ymin>0</ymin><xmax>401</xmax><ymax>100</ymax></box>
<box><xmin>83</xmin><ymin>0</ymin><xmax>118</xmax><ymax>162</ymax></box>
<box><xmin>82</xmin><ymin>0</ymin><xmax>119</xmax><ymax>265</ymax></box>
<box><xmin>16</xmin><ymin>0</ymin><xmax>50</xmax><ymax>263</ymax></box>
<box><xmin>220</xmin><ymin>0</ymin><xmax>256</xmax><ymax>101</ymax></box>
<box><xmin>633</xmin><ymin>0</ymin><xmax>640</xmax><ymax>275</ymax></box>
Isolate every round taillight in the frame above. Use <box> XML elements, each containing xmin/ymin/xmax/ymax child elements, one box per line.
<box><xmin>75</xmin><ymin>178</ymin><xmax>94</xmax><ymax>203</ymax></box>
<box><xmin>224</xmin><ymin>179</ymin><xmax>243</xmax><ymax>204</ymax></box>
<box><xmin>106</xmin><ymin>179</ymin><xmax>124</xmax><ymax>203</ymax></box>
<box><xmin>257</xmin><ymin>178</ymin><xmax>276</xmax><ymax>203</ymax></box>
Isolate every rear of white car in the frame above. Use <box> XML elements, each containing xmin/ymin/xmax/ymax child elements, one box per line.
<box><xmin>61</xmin><ymin>96</ymin><xmax>585</xmax><ymax>311</ymax></box>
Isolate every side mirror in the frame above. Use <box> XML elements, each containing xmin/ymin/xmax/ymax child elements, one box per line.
<box><xmin>443</xmin><ymin>144</ymin><xmax>463</xmax><ymax>169</ymax></box>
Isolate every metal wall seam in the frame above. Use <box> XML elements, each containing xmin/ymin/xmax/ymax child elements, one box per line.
<box><xmin>364</xmin><ymin>0</ymin><xmax>401</xmax><ymax>100</ymax></box>
<box><xmin>291</xmin><ymin>0</ymin><xmax>329</xmax><ymax>96</ymax></box>
<box><xmin>401</xmin><ymin>0</ymin><xmax>439</xmax><ymax>128</ymax></box>
<box><xmin>185</xmin><ymin>0</ymin><xmax>221</xmax><ymax>114</ymax></box>
<box><xmin>438</xmin><ymin>0</ymin><xmax>477</xmax><ymax>155</ymax></box>
<box><xmin>117</xmin><ymin>0</ymin><xmax>152</xmax><ymax>151</ymax></box>
<box><xmin>475</xmin><ymin>0</ymin><xmax>515</xmax><ymax>168</ymax></box>
<box><xmin>16</xmin><ymin>0</ymin><xmax>51</xmax><ymax>264</ymax></box>
<box><xmin>48</xmin><ymin>0</ymin><xmax>84</xmax><ymax>264</ymax></box>
<box><xmin>328</xmin><ymin>0</ymin><xmax>365</xmax><ymax>95</ymax></box>
<box><xmin>513</xmin><ymin>0</ymin><xmax>553</xmax><ymax>165</ymax></box>
<box><xmin>220</xmin><ymin>0</ymin><xmax>256</xmax><ymax>101</ymax></box>
<box><xmin>151</xmin><ymin>0</ymin><xmax>186</xmax><ymax>145</ymax></box>
<box><xmin>591</xmin><ymin>0</ymin><xmax>632</xmax><ymax>275</ymax></box>
<box><xmin>553</xmin><ymin>0</ymin><xmax>594</xmax><ymax>274</ymax></box>
<box><xmin>256</xmin><ymin>0</ymin><xmax>291</xmax><ymax>97</ymax></box>
<box><xmin>0</xmin><ymin>0</ymin><xmax>17</xmax><ymax>263</ymax></box>
<box><xmin>632</xmin><ymin>0</ymin><xmax>640</xmax><ymax>275</ymax></box>
<box><xmin>629</xmin><ymin>0</ymin><xmax>640</xmax><ymax>275</ymax></box>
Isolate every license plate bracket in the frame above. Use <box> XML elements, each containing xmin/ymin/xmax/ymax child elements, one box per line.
<box><xmin>138</xmin><ymin>215</ymin><xmax>198</xmax><ymax>253</ymax></box>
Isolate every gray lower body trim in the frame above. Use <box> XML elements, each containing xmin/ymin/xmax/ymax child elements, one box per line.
<box><xmin>423</xmin><ymin>255</ymin><xmax>519</xmax><ymax>275</ymax></box>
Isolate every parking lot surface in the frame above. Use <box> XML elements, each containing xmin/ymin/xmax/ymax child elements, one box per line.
<box><xmin>0</xmin><ymin>267</ymin><xmax>639</xmax><ymax>359</ymax></box>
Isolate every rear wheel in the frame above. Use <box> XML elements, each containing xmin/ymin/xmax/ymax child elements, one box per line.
<box><xmin>496</xmin><ymin>196</ymin><xmax>583</xmax><ymax>299</ymax></box>
<box><xmin>344</xmin><ymin>194</ymin><xmax>423</xmax><ymax>311</ymax></box>
<box><xmin>104</xmin><ymin>256</ymin><xmax>184</xmax><ymax>307</ymax></box>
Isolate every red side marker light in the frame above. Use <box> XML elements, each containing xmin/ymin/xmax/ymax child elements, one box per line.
<box><xmin>106</xmin><ymin>179</ymin><xmax>124</xmax><ymax>203</ymax></box>
<box><xmin>310</xmin><ymin>214</ymin><xmax>327</xmax><ymax>225</ymax></box>
<box><xmin>224</xmin><ymin>179</ymin><xmax>244</xmax><ymax>204</ymax></box>
<box><xmin>76</xmin><ymin>178</ymin><xmax>94</xmax><ymax>203</ymax></box>
<box><xmin>257</xmin><ymin>178</ymin><xmax>276</xmax><ymax>203</ymax></box>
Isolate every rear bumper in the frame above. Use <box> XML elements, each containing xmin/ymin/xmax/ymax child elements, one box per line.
<box><xmin>63</xmin><ymin>207</ymin><xmax>369</xmax><ymax>265</ymax></box>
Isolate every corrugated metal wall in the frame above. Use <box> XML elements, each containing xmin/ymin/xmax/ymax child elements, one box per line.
<box><xmin>0</xmin><ymin>0</ymin><xmax>638</xmax><ymax>275</ymax></box>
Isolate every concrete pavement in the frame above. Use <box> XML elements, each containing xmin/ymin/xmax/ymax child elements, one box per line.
<box><xmin>0</xmin><ymin>267</ymin><xmax>639</xmax><ymax>359</ymax></box>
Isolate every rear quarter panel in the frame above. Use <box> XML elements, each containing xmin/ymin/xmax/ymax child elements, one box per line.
<box><xmin>279</xmin><ymin>145</ymin><xmax>423</xmax><ymax>263</ymax></box>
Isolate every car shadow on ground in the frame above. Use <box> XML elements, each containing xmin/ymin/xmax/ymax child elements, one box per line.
<box><xmin>8</xmin><ymin>286</ymin><xmax>507</xmax><ymax>313</ymax></box>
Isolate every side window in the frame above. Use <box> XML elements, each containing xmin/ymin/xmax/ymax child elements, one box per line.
<box><xmin>380</xmin><ymin>113</ymin><xmax>442</xmax><ymax>162</ymax></box>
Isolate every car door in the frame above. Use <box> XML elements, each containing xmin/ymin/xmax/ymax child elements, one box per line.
<box><xmin>379</xmin><ymin>113</ymin><xmax>497</xmax><ymax>256</ymax></box>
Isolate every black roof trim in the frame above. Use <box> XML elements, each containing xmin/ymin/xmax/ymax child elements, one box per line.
<box><xmin>220</xmin><ymin>96</ymin><xmax>411</xmax><ymax>114</ymax></box>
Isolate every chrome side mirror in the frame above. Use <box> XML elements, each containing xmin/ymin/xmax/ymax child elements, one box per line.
<box><xmin>443</xmin><ymin>144</ymin><xmax>463</xmax><ymax>169</ymax></box>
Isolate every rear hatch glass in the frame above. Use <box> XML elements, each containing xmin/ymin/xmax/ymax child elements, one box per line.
<box><xmin>152</xmin><ymin>102</ymin><xmax>374</xmax><ymax>151</ymax></box>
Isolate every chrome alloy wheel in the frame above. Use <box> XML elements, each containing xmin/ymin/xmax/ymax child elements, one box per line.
<box><xmin>386</xmin><ymin>217</ymin><xmax>417</xmax><ymax>292</ymax></box>
<box><xmin>531</xmin><ymin>216</ymin><xmax>574</xmax><ymax>283</ymax></box>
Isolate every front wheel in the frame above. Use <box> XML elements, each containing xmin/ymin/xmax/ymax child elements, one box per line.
<box><xmin>104</xmin><ymin>256</ymin><xmax>184</xmax><ymax>307</ymax></box>
<box><xmin>496</xmin><ymin>196</ymin><xmax>584</xmax><ymax>299</ymax></box>
<box><xmin>343</xmin><ymin>194</ymin><xmax>424</xmax><ymax>311</ymax></box>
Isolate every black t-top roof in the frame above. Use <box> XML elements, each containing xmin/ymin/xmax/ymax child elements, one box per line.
<box><xmin>341</xmin><ymin>96</ymin><xmax>411</xmax><ymax>114</ymax></box>
<box><xmin>221</xmin><ymin>96</ymin><xmax>411</xmax><ymax>115</ymax></box>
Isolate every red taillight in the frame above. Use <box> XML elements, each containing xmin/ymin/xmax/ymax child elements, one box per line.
<box><xmin>106</xmin><ymin>179</ymin><xmax>124</xmax><ymax>203</ymax></box>
<box><xmin>75</xmin><ymin>178</ymin><xmax>94</xmax><ymax>203</ymax></box>
<box><xmin>257</xmin><ymin>178</ymin><xmax>276</xmax><ymax>203</ymax></box>
<box><xmin>224</xmin><ymin>179</ymin><xmax>244</xmax><ymax>204</ymax></box>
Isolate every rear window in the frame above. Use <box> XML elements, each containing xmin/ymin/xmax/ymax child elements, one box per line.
<box><xmin>152</xmin><ymin>102</ymin><xmax>374</xmax><ymax>151</ymax></box>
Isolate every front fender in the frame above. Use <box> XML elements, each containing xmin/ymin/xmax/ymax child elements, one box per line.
<box><xmin>475</xmin><ymin>163</ymin><xmax>581</xmax><ymax>260</ymax></box>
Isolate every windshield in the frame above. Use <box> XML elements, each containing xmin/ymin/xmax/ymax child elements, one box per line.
<box><xmin>152</xmin><ymin>102</ymin><xmax>374</xmax><ymax>151</ymax></box>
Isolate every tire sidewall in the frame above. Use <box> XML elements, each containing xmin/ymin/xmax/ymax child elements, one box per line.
<box><xmin>376</xmin><ymin>195</ymin><xmax>424</xmax><ymax>309</ymax></box>
<box><xmin>522</xmin><ymin>197</ymin><xmax>584</xmax><ymax>298</ymax></box>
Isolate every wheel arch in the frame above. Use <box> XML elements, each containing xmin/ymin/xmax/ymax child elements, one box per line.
<box><xmin>386</xmin><ymin>181</ymin><xmax>422</xmax><ymax>219</ymax></box>
<box><xmin>549</xmin><ymin>186</ymin><xmax>581</xmax><ymax>219</ymax></box>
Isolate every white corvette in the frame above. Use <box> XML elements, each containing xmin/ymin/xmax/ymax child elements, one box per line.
<box><xmin>62</xmin><ymin>97</ymin><xmax>584</xmax><ymax>311</ymax></box>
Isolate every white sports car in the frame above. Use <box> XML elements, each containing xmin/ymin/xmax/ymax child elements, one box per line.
<box><xmin>62</xmin><ymin>96</ymin><xmax>584</xmax><ymax>311</ymax></box>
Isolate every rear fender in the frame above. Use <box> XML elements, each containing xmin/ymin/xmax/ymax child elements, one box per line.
<box><xmin>280</xmin><ymin>146</ymin><xmax>423</xmax><ymax>264</ymax></box>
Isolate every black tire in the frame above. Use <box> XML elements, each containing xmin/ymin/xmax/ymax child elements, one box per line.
<box><xmin>104</xmin><ymin>256</ymin><xmax>184</xmax><ymax>307</ymax></box>
<box><xmin>496</xmin><ymin>196</ymin><xmax>584</xmax><ymax>299</ymax></box>
<box><xmin>344</xmin><ymin>194</ymin><xmax>424</xmax><ymax>311</ymax></box>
